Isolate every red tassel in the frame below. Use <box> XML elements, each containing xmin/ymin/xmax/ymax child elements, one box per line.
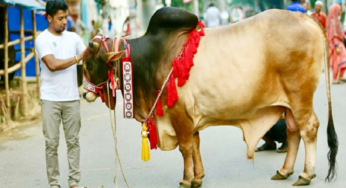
<box><xmin>167</xmin><ymin>75</ymin><xmax>178</xmax><ymax>108</ymax></box>
<box><xmin>198</xmin><ymin>21</ymin><xmax>205</xmax><ymax>36</ymax></box>
<box><xmin>156</xmin><ymin>90</ymin><xmax>164</xmax><ymax>116</ymax></box>
<box><xmin>149</xmin><ymin>115</ymin><xmax>158</xmax><ymax>149</ymax></box>
<box><xmin>190</xmin><ymin>38</ymin><xmax>197</xmax><ymax>54</ymax></box>
<box><xmin>172</xmin><ymin>58</ymin><xmax>179</xmax><ymax>77</ymax></box>
<box><xmin>177</xmin><ymin>58</ymin><xmax>187</xmax><ymax>86</ymax></box>
<box><xmin>147</xmin><ymin>119</ymin><xmax>153</xmax><ymax>149</ymax></box>
<box><xmin>166</xmin><ymin>20</ymin><xmax>205</xmax><ymax>107</ymax></box>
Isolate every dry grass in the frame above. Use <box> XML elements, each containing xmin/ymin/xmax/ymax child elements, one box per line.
<box><xmin>0</xmin><ymin>83</ymin><xmax>41</xmax><ymax>132</ymax></box>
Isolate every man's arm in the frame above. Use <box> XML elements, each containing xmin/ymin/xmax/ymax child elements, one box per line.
<box><xmin>41</xmin><ymin>53</ymin><xmax>84</xmax><ymax>72</ymax></box>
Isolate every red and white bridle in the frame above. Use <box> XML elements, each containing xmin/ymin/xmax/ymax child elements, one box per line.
<box><xmin>83</xmin><ymin>35</ymin><xmax>134</xmax><ymax>118</ymax></box>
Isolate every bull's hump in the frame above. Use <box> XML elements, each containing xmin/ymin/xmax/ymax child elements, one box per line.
<box><xmin>146</xmin><ymin>7</ymin><xmax>198</xmax><ymax>34</ymax></box>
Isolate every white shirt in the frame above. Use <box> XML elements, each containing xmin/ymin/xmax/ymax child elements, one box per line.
<box><xmin>35</xmin><ymin>30</ymin><xmax>86</xmax><ymax>101</ymax></box>
<box><xmin>205</xmin><ymin>7</ymin><xmax>221</xmax><ymax>28</ymax></box>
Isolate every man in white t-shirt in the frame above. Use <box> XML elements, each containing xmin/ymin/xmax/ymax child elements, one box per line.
<box><xmin>35</xmin><ymin>1</ymin><xmax>86</xmax><ymax>188</ymax></box>
<box><xmin>205</xmin><ymin>3</ymin><xmax>221</xmax><ymax>28</ymax></box>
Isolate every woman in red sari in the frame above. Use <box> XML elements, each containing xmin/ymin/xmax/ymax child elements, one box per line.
<box><xmin>327</xmin><ymin>4</ymin><xmax>346</xmax><ymax>84</ymax></box>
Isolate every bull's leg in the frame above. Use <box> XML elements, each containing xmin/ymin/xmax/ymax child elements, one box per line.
<box><xmin>293</xmin><ymin>111</ymin><xmax>319</xmax><ymax>186</ymax></box>
<box><xmin>272</xmin><ymin>109</ymin><xmax>301</xmax><ymax>180</ymax></box>
<box><xmin>171</xmin><ymin>115</ymin><xmax>195</xmax><ymax>188</ymax></box>
<box><xmin>178</xmin><ymin>134</ymin><xmax>194</xmax><ymax>188</ymax></box>
<box><xmin>191</xmin><ymin>132</ymin><xmax>205</xmax><ymax>188</ymax></box>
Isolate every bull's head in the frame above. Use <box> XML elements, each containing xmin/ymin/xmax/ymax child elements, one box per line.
<box><xmin>83</xmin><ymin>35</ymin><xmax>125</xmax><ymax>110</ymax></box>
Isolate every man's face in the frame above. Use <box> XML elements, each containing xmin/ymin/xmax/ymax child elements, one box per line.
<box><xmin>48</xmin><ymin>10</ymin><xmax>67</xmax><ymax>33</ymax></box>
<box><xmin>315</xmin><ymin>4</ymin><xmax>322</xmax><ymax>13</ymax></box>
<box><xmin>303</xmin><ymin>3</ymin><xmax>309</xmax><ymax>11</ymax></box>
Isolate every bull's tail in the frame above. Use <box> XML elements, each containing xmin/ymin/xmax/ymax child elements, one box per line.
<box><xmin>323</xmin><ymin>37</ymin><xmax>338</xmax><ymax>181</ymax></box>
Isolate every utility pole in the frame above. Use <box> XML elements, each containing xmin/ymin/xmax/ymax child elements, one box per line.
<box><xmin>193</xmin><ymin>0</ymin><xmax>199</xmax><ymax>16</ymax></box>
<box><xmin>323</xmin><ymin>0</ymin><xmax>328</xmax><ymax>13</ymax></box>
<box><xmin>137</xmin><ymin>0</ymin><xmax>156</xmax><ymax>35</ymax></box>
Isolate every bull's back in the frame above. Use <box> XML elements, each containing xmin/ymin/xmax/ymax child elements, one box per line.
<box><xmin>180</xmin><ymin>9</ymin><xmax>325</xmax><ymax>127</ymax></box>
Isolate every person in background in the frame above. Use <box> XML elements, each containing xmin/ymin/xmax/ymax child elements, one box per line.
<box><xmin>302</xmin><ymin>2</ymin><xmax>312</xmax><ymax>15</ymax></box>
<box><xmin>256</xmin><ymin>114</ymin><xmax>288</xmax><ymax>153</ymax></box>
<box><xmin>311</xmin><ymin>1</ymin><xmax>327</xmax><ymax>30</ymax></box>
<box><xmin>73</xmin><ymin>14</ymin><xmax>85</xmax><ymax>38</ymax></box>
<box><xmin>204</xmin><ymin>3</ymin><xmax>221</xmax><ymax>28</ymax></box>
<box><xmin>69</xmin><ymin>25</ymin><xmax>76</xmax><ymax>33</ymax></box>
<box><xmin>89</xmin><ymin>20</ymin><xmax>97</xmax><ymax>40</ymax></box>
<box><xmin>327</xmin><ymin>4</ymin><xmax>346</xmax><ymax>84</ymax></box>
<box><xmin>287</xmin><ymin>0</ymin><xmax>306</xmax><ymax>13</ymax></box>
<box><xmin>230</xmin><ymin>6</ymin><xmax>244</xmax><ymax>23</ymax></box>
<box><xmin>66</xmin><ymin>14</ymin><xmax>74</xmax><ymax>31</ymax></box>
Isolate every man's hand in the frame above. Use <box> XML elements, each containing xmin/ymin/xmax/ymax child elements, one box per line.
<box><xmin>77</xmin><ymin>50</ymin><xmax>85</xmax><ymax>62</ymax></box>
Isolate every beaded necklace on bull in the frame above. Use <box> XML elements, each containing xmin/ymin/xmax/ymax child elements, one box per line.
<box><xmin>84</xmin><ymin>20</ymin><xmax>205</xmax><ymax>169</ymax></box>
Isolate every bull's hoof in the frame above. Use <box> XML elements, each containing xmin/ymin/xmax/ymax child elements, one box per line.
<box><xmin>271</xmin><ymin>170</ymin><xmax>293</xmax><ymax>180</ymax></box>
<box><xmin>191</xmin><ymin>179</ymin><xmax>202</xmax><ymax>188</ymax></box>
<box><xmin>292</xmin><ymin>174</ymin><xmax>316</xmax><ymax>186</ymax></box>
<box><xmin>179</xmin><ymin>181</ymin><xmax>191</xmax><ymax>188</ymax></box>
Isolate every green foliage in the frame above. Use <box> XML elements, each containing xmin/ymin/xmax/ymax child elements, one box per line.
<box><xmin>170</xmin><ymin>0</ymin><xmax>205</xmax><ymax>14</ymax></box>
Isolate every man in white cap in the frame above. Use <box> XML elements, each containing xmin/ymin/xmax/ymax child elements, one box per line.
<box><xmin>311</xmin><ymin>1</ymin><xmax>326</xmax><ymax>29</ymax></box>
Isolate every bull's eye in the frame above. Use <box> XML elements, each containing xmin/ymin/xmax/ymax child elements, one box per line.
<box><xmin>86</xmin><ymin>62</ymin><xmax>93</xmax><ymax>71</ymax></box>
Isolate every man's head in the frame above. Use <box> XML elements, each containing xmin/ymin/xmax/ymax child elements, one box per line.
<box><xmin>69</xmin><ymin>26</ymin><xmax>76</xmax><ymax>32</ymax></box>
<box><xmin>46</xmin><ymin>0</ymin><xmax>68</xmax><ymax>33</ymax></box>
<box><xmin>302</xmin><ymin>3</ymin><xmax>310</xmax><ymax>12</ymax></box>
<box><xmin>91</xmin><ymin>20</ymin><xmax>95</xmax><ymax>26</ymax></box>
<box><xmin>209</xmin><ymin>3</ymin><xmax>214</xmax><ymax>7</ymax></box>
<box><xmin>291</xmin><ymin>0</ymin><xmax>298</xmax><ymax>2</ymax></box>
<box><xmin>315</xmin><ymin>1</ymin><xmax>323</xmax><ymax>13</ymax></box>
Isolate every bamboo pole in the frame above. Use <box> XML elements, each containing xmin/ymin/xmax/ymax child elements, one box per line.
<box><xmin>32</xmin><ymin>10</ymin><xmax>40</xmax><ymax>98</ymax></box>
<box><xmin>4</xmin><ymin>6</ymin><xmax>10</xmax><ymax>110</ymax></box>
<box><xmin>0</xmin><ymin>52</ymin><xmax>35</xmax><ymax>75</ymax></box>
<box><xmin>20</xmin><ymin>8</ymin><xmax>27</xmax><ymax>116</ymax></box>
<box><xmin>0</xmin><ymin>36</ymin><xmax>34</xmax><ymax>49</ymax></box>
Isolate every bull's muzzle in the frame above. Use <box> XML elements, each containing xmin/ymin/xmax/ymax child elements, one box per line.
<box><xmin>83</xmin><ymin>92</ymin><xmax>98</xmax><ymax>102</ymax></box>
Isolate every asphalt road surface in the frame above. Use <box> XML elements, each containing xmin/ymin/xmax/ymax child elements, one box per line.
<box><xmin>0</xmin><ymin>73</ymin><xmax>345</xmax><ymax>188</ymax></box>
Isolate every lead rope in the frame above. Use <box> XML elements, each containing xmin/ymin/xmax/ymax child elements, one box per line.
<box><xmin>106</xmin><ymin>82</ymin><xmax>130</xmax><ymax>188</ymax></box>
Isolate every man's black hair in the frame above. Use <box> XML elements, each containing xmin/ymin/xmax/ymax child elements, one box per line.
<box><xmin>209</xmin><ymin>3</ymin><xmax>215</xmax><ymax>7</ymax></box>
<box><xmin>46</xmin><ymin>0</ymin><xmax>68</xmax><ymax>17</ymax></box>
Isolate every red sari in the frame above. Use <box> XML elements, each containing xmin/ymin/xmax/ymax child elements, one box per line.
<box><xmin>327</xmin><ymin>4</ymin><xmax>346</xmax><ymax>82</ymax></box>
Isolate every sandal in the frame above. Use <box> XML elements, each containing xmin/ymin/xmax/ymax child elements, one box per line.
<box><xmin>255</xmin><ymin>143</ymin><xmax>276</xmax><ymax>152</ymax></box>
<box><xmin>277</xmin><ymin>143</ymin><xmax>288</xmax><ymax>153</ymax></box>
<box><xmin>339</xmin><ymin>78</ymin><xmax>346</xmax><ymax>82</ymax></box>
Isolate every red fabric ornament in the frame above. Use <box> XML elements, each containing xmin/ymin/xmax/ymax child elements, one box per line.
<box><xmin>166</xmin><ymin>75</ymin><xmax>178</xmax><ymax>108</ymax></box>
<box><xmin>149</xmin><ymin>115</ymin><xmax>158</xmax><ymax>149</ymax></box>
<box><xmin>166</xmin><ymin>20</ymin><xmax>205</xmax><ymax>108</ymax></box>
<box><xmin>156</xmin><ymin>90</ymin><xmax>164</xmax><ymax>116</ymax></box>
<box><xmin>172</xmin><ymin>58</ymin><xmax>179</xmax><ymax>77</ymax></box>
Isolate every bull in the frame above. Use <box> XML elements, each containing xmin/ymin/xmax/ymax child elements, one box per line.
<box><xmin>82</xmin><ymin>7</ymin><xmax>338</xmax><ymax>187</ymax></box>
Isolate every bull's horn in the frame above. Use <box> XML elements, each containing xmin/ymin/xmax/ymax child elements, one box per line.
<box><xmin>89</xmin><ymin>41</ymin><xmax>100</xmax><ymax>53</ymax></box>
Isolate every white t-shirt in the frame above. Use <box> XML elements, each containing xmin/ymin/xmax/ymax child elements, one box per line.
<box><xmin>205</xmin><ymin>7</ymin><xmax>221</xmax><ymax>28</ymax></box>
<box><xmin>35</xmin><ymin>30</ymin><xmax>86</xmax><ymax>101</ymax></box>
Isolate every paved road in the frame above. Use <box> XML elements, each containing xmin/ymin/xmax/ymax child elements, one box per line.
<box><xmin>0</xmin><ymin>73</ymin><xmax>346</xmax><ymax>188</ymax></box>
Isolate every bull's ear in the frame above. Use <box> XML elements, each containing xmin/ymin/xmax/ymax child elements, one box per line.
<box><xmin>104</xmin><ymin>51</ymin><xmax>126</xmax><ymax>62</ymax></box>
<box><xmin>89</xmin><ymin>41</ymin><xmax>100</xmax><ymax>53</ymax></box>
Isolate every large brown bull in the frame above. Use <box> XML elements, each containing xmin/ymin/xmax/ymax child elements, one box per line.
<box><xmin>82</xmin><ymin>7</ymin><xmax>338</xmax><ymax>187</ymax></box>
